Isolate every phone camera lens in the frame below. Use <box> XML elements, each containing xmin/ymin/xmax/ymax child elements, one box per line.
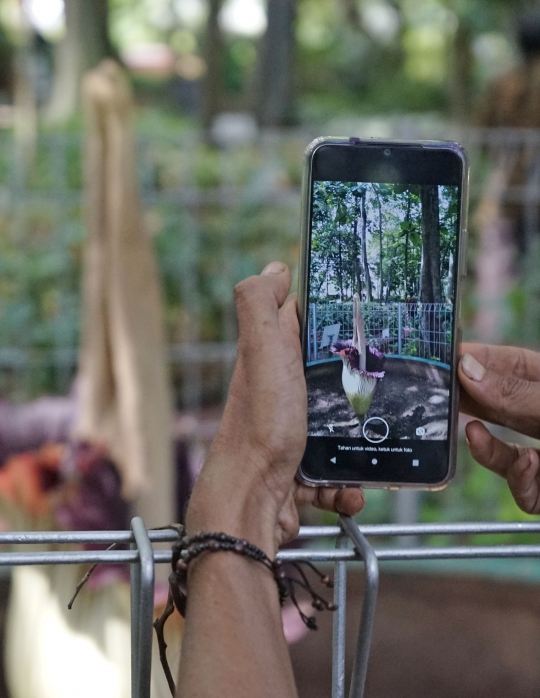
<box><xmin>383</xmin><ymin>148</ymin><xmax>392</xmax><ymax>157</ymax></box>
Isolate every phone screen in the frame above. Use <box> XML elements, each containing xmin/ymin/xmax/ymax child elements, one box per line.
<box><xmin>300</xmin><ymin>142</ymin><xmax>465</xmax><ymax>486</ymax></box>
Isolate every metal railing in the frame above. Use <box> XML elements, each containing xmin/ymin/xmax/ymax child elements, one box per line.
<box><xmin>307</xmin><ymin>302</ymin><xmax>453</xmax><ymax>365</ymax></box>
<box><xmin>4</xmin><ymin>516</ymin><xmax>540</xmax><ymax>698</ymax></box>
<box><xmin>0</xmin><ymin>342</ymin><xmax>238</xmax><ymax>408</ymax></box>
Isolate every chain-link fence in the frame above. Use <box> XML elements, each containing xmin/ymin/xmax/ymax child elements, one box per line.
<box><xmin>307</xmin><ymin>302</ymin><xmax>453</xmax><ymax>365</ymax></box>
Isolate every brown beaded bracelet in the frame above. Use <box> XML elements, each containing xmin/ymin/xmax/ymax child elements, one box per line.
<box><xmin>154</xmin><ymin>529</ymin><xmax>338</xmax><ymax>696</ymax></box>
<box><xmin>66</xmin><ymin>525</ymin><xmax>337</xmax><ymax>698</ymax></box>
<box><xmin>171</xmin><ymin>530</ymin><xmax>336</xmax><ymax>621</ymax></box>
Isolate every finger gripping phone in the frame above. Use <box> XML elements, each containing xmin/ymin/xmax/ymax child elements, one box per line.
<box><xmin>298</xmin><ymin>137</ymin><xmax>468</xmax><ymax>490</ymax></box>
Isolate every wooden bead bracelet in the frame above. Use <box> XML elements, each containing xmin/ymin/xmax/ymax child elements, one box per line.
<box><xmin>154</xmin><ymin>529</ymin><xmax>338</xmax><ymax>695</ymax></box>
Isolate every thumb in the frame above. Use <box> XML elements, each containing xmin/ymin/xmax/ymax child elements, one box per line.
<box><xmin>260</xmin><ymin>261</ymin><xmax>292</xmax><ymax>309</ymax></box>
<box><xmin>233</xmin><ymin>262</ymin><xmax>292</xmax><ymax>337</ymax></box>
<box><xmin>459</xmin><ymin>352</ymin><xmax>540</xmax><ymax>438</ymax></box>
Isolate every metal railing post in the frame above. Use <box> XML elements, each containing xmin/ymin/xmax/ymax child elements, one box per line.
<box><xmin>4</xmin><ymin>519</ymin><xmax>540</xmax><ymax>697</ymax></box>
<box><xmin>130</xmin><ymin>517</ymin><xmax>156</xmax><ymax>698</ymax></box>
<box><xmin>339</xmin><ymin>516</ymin><xmax>379</xmax><ymax>698</ymax></box>
<box><xmin>332</xmin><ymin>534</ymin><xmax>349</xmax><ymax>698</ymax></box>
<box><xmin>130</xmin><ymin>535</ymin><xmax>141</xmax><ymax>698</ymax></box>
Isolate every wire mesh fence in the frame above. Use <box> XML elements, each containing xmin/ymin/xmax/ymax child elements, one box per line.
<box><xmin>0</xmin><ymin>342</ymin><xmax>238</xmax><ymax>409</ymax></box>
<box><xmin>3</xmin><ymin>516</ymin><xmax>540</xmax><ymax>698</ymax></box>
<box><xmin>1</xmin><ymin>124</ymin><xmax>540</xmax><ymax>407</ymax></box>
<box><xmin>307</xmin><ymin>302</ymin><xmax>453</xmax><ymax>365</ymax></box>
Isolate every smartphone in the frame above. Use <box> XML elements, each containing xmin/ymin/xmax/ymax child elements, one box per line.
<box><xmin>297</xmin><ymin>137</ymin><xmax>468</xmax><ymax>489</ymax></box>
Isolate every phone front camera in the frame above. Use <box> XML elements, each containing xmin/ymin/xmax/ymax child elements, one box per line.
<box><xmin>383</xmin><ymin>148</ymin><xmax>392</xmax><ymax>157</ymax></box>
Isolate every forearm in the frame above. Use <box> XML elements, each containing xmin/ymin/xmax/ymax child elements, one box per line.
<box><xmin>176</xmin><ymin>552</ymin><xmax>298</xmax><ymax>698</ymax></box>
<box><xmin>173</xmin><ymin>262</ymin><xmax>363</xmax><ymax>697</ymax></box>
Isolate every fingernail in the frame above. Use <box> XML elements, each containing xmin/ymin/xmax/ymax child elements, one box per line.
<box><xmin>461</xmin><ymin>353</ymin><xmax>485</xmax><ymax>382</ymax></box>
<box><xmin>262</xmin><ymin>261</ymin><xmax>287</xmax><ymax>275</ymax></box>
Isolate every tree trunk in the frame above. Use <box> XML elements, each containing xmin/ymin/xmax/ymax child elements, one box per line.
<box><xmin>45</xmin><ymin>0</ymin><xmax>114</xmax><ymax>123</ymax></box>
<box><xmin>404</xmin><ymin>193</ymin><xmax>411</xmax><ymax>298</ymax></box>
<box><xmin>385</xmin><ymin>259</ymin><xmax>393</xmax><ymax>302</ymax></box>
<box><xmin>361</xmin><ymin>194</ymin><xmax>373</xmax><ymax>301</ymax></box>
<box><xmin>337</xmin><ymin>229</ymin><xmax>344</xmax><ymax>300</ymax></box>
<box><xmin>201</xmin><ymin>0</ymin><xmax>225</xmax><ymax>132</ymax></box>
<box><xmin>337</xmin><ymin>0</ymin><xmax>363</xmax><ymax>32</ymax></box>
<box><xmin>252</xmin><ymin>0</ymin><xmax>297</xmax><ymax>127</ymax></box>
<box><xmin>13</xmin><ymin>38</ymin><xmax>37</xmax><ymax>181</ymax></box>
<box><xmin>377</xmin><ymin>194</ymin><xmax>383</xmax><ymax>301</ymax></box>
<box><xmin>11</xmin><ymin>2</ymin><xmax>40</xmax><ymax>181</ymax></box>
<box><xmin>420</xmin><ymin>185</ymin><xmax>442</xmax><ymax>303</ymax></box>
<box><xmin>449</xmin><ymin>19</ymin><xmax>474</xmax><ymax>124</ymax></box>
<box><xmin>445</xmin><ymin>251</ymin><xmax>455</xmax><ymax>303</ymax></box>
<box><xmin>352</xmin><ymin>216</ymin><xmax>363</xmax><ymax>297</ymax></box>
<box><xmin>421</xmin><ymin>184</ymin><xmax>442</xmax><ymax>358</ymax></box>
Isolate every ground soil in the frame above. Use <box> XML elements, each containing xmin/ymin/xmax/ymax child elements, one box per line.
<box><xmin>307</xmin><ymin>358</ymin><xmax>450</xmax><ymax>440</ymax></box>
<box><xmin>289</xmin><ymin>570</ymin><xmax>540</xmax><ymax>698</ymax></box>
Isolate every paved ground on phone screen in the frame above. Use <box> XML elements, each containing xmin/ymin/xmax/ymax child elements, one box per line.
<box><xmin>306</xmin><ymin>357</ymin><xmax>450</xmax><ymax>440</ymax></box>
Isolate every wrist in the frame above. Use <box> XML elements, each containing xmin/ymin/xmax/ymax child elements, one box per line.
<box><xmin>186</xmin><ymin>452</ymin><xmax>281</xmax><ymax>558</ymax></box>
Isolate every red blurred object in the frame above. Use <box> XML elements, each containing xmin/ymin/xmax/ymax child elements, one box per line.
<box><xmin>0</xmin><ymin>444</ymin><xmax>64</xmax><ymax>519</ymax></box>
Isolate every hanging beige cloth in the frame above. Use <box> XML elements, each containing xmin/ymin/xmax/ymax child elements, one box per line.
<box><xmin>75</xmin><ymin>60</ymin><xmax>173</xmax><ymax>527</ymax></box>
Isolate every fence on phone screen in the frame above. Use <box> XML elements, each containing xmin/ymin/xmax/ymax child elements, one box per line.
<box><xmin>307</xmin><ymin>302</ymin><xmax>453</xmax><ymax>365</ymax></box>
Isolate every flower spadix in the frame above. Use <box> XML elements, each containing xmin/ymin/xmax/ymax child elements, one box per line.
<box><xmin>330</xmin><ymin>294</ymin><xmax>385</xmax><ymax>419</ymax></box>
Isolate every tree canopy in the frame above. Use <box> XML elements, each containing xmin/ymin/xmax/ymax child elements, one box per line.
<box><xmin>310</xmin><ymin>181</ymin><xmax>459</xmax><ymax>305</ymax></box>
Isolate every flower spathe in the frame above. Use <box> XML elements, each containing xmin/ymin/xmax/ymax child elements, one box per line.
<box><xmin>330</xmin><ymin>340</ymin><xmax>386</xmax><ymax>417</ymax></box>
<box><xmin>329</xmin><ymin>289</ymin><xmax>386</xmax><ymax>422</ymax></box>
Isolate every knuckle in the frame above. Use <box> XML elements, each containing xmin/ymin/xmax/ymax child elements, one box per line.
<box><xmin>234</xmin><ymin>276</ymin><xmax>271</xmax><ymax>316</ymax></box>
<box><xmin>233</xmin><ymin>276</ymin><xmax>257</xmax><ymax>303</ymax></box>
<box><xmin>496</xmin><ymin>374</ymin><xmax>528</xmax><ymax>402</ymax></box>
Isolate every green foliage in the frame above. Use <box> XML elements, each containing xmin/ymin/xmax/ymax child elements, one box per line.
<box><xmin>101</xmin><ymin>0</ymin><xmax>524</xmax><ymax>122</ymax></box>
<box><xmin>0</xmin><ymin>124</ymin><xmax>302</xmax><ymax>402</ymax></box>
<box><xmin>310</xmin><ymin>181</ymin><xmax>458</xmax><ymax>305</ymax></box>
<box><xmin>293</xmin><ymin>0</ymin><xmax>523</xmax><ymax>120</ymax></box>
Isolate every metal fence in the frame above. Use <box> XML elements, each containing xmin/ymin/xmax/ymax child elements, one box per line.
<box><xmin>0</xmin><ymin>129</ymin><xmax>303</xmax><ymax>407</ymax></box>
<box><xmin>5</xmin><ymin>516</ymin><xmax>540</xmax><ymax>698</ymax></box>
<box><xmin>2</xmin><ymin>124</ymin><xmax>540</xmax><ymax>407</ymax></box>
<box><xmin>307</xmin><ymin>302</ymin><xmax>453</xmax><ymax>365</ymax></box>
<box><xmin>0</xmin><ymin>342</ymin><xmax>238</xmax><ymax>410</ymax></box>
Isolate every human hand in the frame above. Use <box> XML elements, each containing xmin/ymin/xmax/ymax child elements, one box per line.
<box><xmin>186</xmin><ymin>262</ymin><xmax>364</xmax><ymax>556</ymax></box>
<box><xmin>458</xmin><ymin>342</ymin><xmax>540</xmax><ymax>514</ymax></box>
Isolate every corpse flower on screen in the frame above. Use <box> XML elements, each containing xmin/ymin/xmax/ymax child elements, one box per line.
<box><xmin>330</xmin><ymin>294</ymin><xmax>385</xmax><ymax>420</ymax></box>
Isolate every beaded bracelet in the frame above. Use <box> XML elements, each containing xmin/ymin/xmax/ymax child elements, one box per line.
<box><xmin>66</xmin><ymin>526</ymin><xmax>337</xmax><ymax>698</ymax></box>
<box><xmin>154</xmin><ymin>529</ymin><xmax>338</xmax><ymax>696</ymax></box>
